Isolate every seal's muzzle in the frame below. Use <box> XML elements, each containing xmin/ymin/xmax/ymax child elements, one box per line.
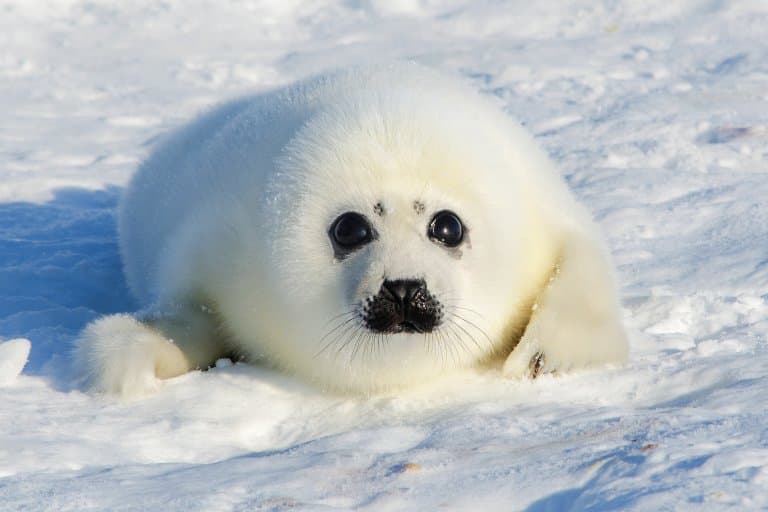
<box><xmin>363</xmin><ymin>279</ymin><xmax>443</xmax><ymax>334</ymax></box>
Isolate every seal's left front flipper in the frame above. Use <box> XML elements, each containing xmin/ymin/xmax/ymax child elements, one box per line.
<box><xmin>503</xmin><ymin>226</ymin><xmax>628</xmax><ymax>379</ymax></box>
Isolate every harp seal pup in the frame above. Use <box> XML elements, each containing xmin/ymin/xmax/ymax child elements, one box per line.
<box><xmin>73</xmin><ymin>63</ymin><xmax>628</xmax><ymax>397</ymax></box>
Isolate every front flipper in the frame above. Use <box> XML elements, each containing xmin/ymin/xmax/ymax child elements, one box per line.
<box><xmin>503</xmin><ymin>227</ymin><xmax>629</xmax><ymax>379</ymax></box>
<box><xmin>72</xmin><ymin>305</ymin><xmax>227</xmax><ymax>397</ymax></box>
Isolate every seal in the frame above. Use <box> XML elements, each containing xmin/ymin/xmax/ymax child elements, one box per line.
<box><xmin>73</xmin><ymin>63</ymin><xmax>628</xmax><ymax>396</ymax></box>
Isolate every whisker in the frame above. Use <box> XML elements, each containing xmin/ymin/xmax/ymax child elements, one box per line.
<box><xmin>326</xmin><ymin>323</ymin><xmax>358</xmax><ymax>362</ymax></box>
<box><xmin>435</xmin><ymin>327</ymin><xmax>448</xmax><ymax>367</ymax></box>
<box><xmin>314</xmin><ymin>313</ymin><xmax>360</xmax><ymax>357</ymax></box>
<box><xmin>370</xmin><ymin>332</ymin><xmax>379</xmax><ymax>362</ymax></box>
<box><xmin>349</xmin><ymin>327</ymin><xmax>370</xmax><ymax>362</ymax></box>
<box><xmin>320</xmin><ymin>309</ymin><xmax>358</xmax><ymax>328</ymax></box>
<box><xmin>444</xmin><ymin>319</ymin><xmax>473</xmax><ymax>358</ymax></box>
<box><xmin>432</xmin><ymin>290</ymin><xmax>487</xmax><ymax>320</ymax></box>
<box><xmin>446</xmin><ymin>304</ymin><xmax>487</xmax><ymax>319</ymax></box>
<box><xmin>363</xmin><ymin>331</ymin><xmax>376</xmax><ymax>361</ymax></box>
<box><xmin>441</xmin><ymin>323</ymin><xmax>461</xmax><ymax>365</ymax></box>
<box><xmin>372</xmin><ymin>332</ymin><xmax>382</xmax><ymax>361</ymax></box>
<box><xmin>446</xmin><ymin>316</ymin><xmax>483</xmax><ymax>354</ymax></box>
<box><xmin>338</xmin><ymin>324</ymin><xmax>364</xmax><ymax>357</ymax></box>
<box><xmin>447</xmin><ymin>310</ymin><xmax>494</xmax><ymax>350</ymax></box>
<box><xmin>378</xmin><ymin>332</ymin><xmax>386</xmax><ymax>360</ymax></box>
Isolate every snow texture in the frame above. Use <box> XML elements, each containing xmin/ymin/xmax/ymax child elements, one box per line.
<box><xmin>1</xmin><ymin>0</ymin><xmax>767</xmax><ymax>510</ymax></box>
<box><xmin>0</xmin><ymin>339</ymin><xmax>30</xmax><ymax>386</ymax></box>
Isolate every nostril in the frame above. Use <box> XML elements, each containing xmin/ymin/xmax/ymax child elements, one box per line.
<box><xmin>382</xmin><ymin>279</ymin><xmax>426</xmax><ymax>303</ymax></box>
<box><xmin>382</xmin><ymin>280</ymin><xmax>404</xmax><ymax>302</ymax></box>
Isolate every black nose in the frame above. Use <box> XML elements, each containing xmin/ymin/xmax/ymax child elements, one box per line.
<box><xmin>364</xmin><ymin>278</ymin><xmax>441</xmax><ymax>333</ymax></box>
<box><xmin>381</xmin><ymin>279</ymin><xmax>426</xmax><ymax>311</ymax></box>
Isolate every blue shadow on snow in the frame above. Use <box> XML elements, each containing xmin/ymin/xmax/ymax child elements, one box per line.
<box><xmin>0</xmin><ymin>186</ymin><xmax>135</xmax><ymax>378</ymax></box>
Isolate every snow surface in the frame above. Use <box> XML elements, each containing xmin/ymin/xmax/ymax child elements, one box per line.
<box><xmin>0</xmin><ymin>339</ymin><xmax>30</xmax><ymax>386</ymax></box>
<box><xmin>1</xmin><ymin>0</ymin><xmax>767</xmax><ymax>509</ymax></box>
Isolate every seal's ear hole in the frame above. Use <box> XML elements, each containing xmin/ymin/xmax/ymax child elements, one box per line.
<box><xmin>428</xmin><ymin>210</ymin><xmax>465</xmax><ymax>248</ymax></box>
<box><xmin>329</xmin><ymin>211</ymin><xmax>376</xmax><ymax>258</ymax></box>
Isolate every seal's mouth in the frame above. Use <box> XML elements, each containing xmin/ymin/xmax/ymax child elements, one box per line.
<box><xmin>389</xmin><ymin>320</ymin><xmax>423</xmax><ymax>334</ymax></box>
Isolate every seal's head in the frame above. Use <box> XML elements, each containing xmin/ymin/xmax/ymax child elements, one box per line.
<box><xmin>255</xmin><ymin>67</ymin><xmax>561</xmax><ymax>392</ymax></box>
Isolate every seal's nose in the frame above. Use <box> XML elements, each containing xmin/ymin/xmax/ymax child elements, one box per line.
<box><xmin>381</xmin><ymin>279</ymin><xmax>426</xmax><ymax>314</ymax></box>
<box><xmin>366</xmin><ymin>278</ymin><xmax>439</xmax><ymax>333</ymax></box>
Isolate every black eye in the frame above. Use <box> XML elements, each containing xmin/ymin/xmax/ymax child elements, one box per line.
<box><xmin>330</xmin><ymin>212</ymin><xmax>374</xmax><ymax>254</ymax></box>
<box><xmin>428</xmin><ymin>210</ymin><xmax>464</xmax><ymax>247</ymax></box>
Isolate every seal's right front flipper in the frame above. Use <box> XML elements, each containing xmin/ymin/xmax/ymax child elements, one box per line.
<box><xmin>72</xmin><ymin>314</ymin><xmax>191</xmax><ymax>397</ymax></box>
<box><xmin>72</xmin><ymin>306</ymin><xmax>227</xmax><ymax>398</ymax></box>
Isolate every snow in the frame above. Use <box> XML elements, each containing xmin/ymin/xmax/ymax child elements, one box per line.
<box><xmin>0</xmin><ymin>339</ymin><xmax>30</xmax><ymax>386</ymax></box>
<box><xmin>1</xmin><ymin>0</ymin><xmax>767</xmax><ymax>509</ymax></box>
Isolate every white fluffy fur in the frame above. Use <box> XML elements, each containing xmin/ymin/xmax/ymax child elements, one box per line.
<box><xmin>73</xmin><ymin>62</ymin><xmax>628</xmax><ymax>396</ymax></box>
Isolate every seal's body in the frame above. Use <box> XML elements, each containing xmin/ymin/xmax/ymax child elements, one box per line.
<box><xmin>74</xmin><ymin>63</ymin><xmax>628</xmax><ymax>396</ymax></box>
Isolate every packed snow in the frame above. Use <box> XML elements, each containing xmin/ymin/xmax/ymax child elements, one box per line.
<box><xmin>1</xmin><ymin>0</ymin><xmax>767</xmax><ymax>510</ymax></box>
<box><xmin>0</xmin><ymin>339</ymin><xmax>29</xmax><ymax>386</ymax></box>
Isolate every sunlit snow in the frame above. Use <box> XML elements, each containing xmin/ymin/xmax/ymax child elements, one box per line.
<box><xmin>1</xmin><ymin>1</ymin><xmax>767</xmax><ymax>510</ymax></box>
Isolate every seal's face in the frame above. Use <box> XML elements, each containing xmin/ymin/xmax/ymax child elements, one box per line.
<box><xmin>265</xmin><ymin>90</ymin><xmax>547</xmax><ymax>391</ymax></box>
<box><xmin>328</xmin><ymin>208</ymin><xmax>465</xmax><ymax>335</ymax></box>
<box><xmin>311</xmin><ymin>191</ymin><xmax>492</xmax><ymax>381</ymax></box>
